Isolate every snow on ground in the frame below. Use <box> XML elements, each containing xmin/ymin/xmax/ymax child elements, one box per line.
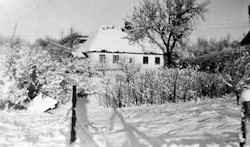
<box><xmin>0</xmin><ymin>103</ymin><xmax>74</xmax><ymax>147</ymax></box>
<box><xmin>79</xmin><ymin>94</ymin><xmax>241</xmax><ymax>147</ymax></box>
<box><xmin>0</xmin><ymin>77</ymin><xmax>242</xmax><ymax>147</ymax></box>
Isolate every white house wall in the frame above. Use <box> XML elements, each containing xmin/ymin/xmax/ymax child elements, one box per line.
<box><xmin>87</xmin><ymin>52</ymin><xmax>164</xmax><ymax>69</ymax></box>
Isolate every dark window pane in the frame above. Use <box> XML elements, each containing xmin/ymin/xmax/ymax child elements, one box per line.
<box><xmin>143</xmin><ymin>56</ymin><xmax>148</xmax><ymax>64</ymax></box>
<box><xmin>155</xmin><ymin>57</ymin><xmax>160</xmax><ymax>65</ymax></box>
<box><xmin>129</xmin><ymin>58</ymin><xmax>133</xmax><ymax>63</ymax></box>
<box><xmin>99</xmin><ymin>54</ymin><xmax>106</xmax><ymax>63</ymax></box>
<box><xmin>113</xmin><ymin>55</ymin><xmax>119</xmax><ymax>63</ymax></box>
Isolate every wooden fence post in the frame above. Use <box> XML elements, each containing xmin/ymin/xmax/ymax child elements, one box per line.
<box><xmin>240</xmin><ymin>89</ymin><xmax>250</xmax><ymax>146</ymax></box>
<box><xmin>70</xmin><ymin>85</ymin><xmax>77</xmax><ymax>144</ymax></box>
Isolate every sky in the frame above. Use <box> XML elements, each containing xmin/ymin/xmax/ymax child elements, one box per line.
<box><xmin>0</xmin><ymin>0</ymin><xmax>250</xmax><ymax>43</ymax></box>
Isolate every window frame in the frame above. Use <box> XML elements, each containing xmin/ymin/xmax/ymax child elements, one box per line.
<box><xmin>155</xmin><ymin>57</ymin><xmax>160</xmax><ymax>65</ymax></box>
<box><xmin>129</xmin><ymin>58</ymin><xmax>133</xmax><ymax>63</ymax></box>
<box><xmin>143</xmin><ymin>56</ymin><xmax>149</xmax><ymax>64</ymax></box>
<box><xmin>99</xmin><ymin>54</ymin><xmax>106</xmax><ymax>63</ymax></box>
<box><xmin>113</xmin><ymin>55</ymin><xmax>119</xmax><ymax>63</ymax></box>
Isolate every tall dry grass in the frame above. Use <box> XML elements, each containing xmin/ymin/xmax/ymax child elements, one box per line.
<box><xmin>97</xmin><ymin>67</ymin><xmax>227</xmax><ymax>108</ymax></box>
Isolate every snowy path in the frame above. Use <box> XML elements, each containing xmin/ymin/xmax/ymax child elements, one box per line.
<box><xmin>79</xmin><ymin>95</ymin><xmax>241</xmax><ymax>147</ymax></box>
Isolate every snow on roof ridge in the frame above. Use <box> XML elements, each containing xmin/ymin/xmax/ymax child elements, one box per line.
<box><xmin>100</xmin><ymin>25</ymin><xmax>120</xmax><ymax>30</ymax></box>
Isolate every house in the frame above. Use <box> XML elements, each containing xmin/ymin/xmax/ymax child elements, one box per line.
<box><xmin>73</xmin><ymin>35</ymin><xmax>88</xmax><ymax>49</ymax></box>
<box><xmin>241</xmin><ymin>5</ymin><xmax>250</xmax><ymax>46</ymax></box>
<box><xmin>74</xmin><ymin>26</ymin><xmax>164</xmax><ymax>69</ymax></box>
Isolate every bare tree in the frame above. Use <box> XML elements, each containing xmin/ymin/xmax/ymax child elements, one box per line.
<box><xmin>125</xmin><ymin>0</ymin><xmax>210</xmax><ymax>67</ymax></box>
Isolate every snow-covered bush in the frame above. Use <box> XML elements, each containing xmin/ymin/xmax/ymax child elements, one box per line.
<box><xmin>218</xmin><ymin>49</ymin><xmax>250</xmax><ymax>104</ymax></box>
<box><xmin>81</xmin><ymin>58</ymin><xmax>101</xmax><ymax>78</ymax></box>
<box><xmin>0</xmin><ymin>43</ymin><xmax>33</xmax><ymax>108</ymax></box>
<box><xmin>117</xmin><ymin>58</ymin><xmax>141</xmax><ymax>83</ymax></box>
<box><xmin>0</xmin><ymin>41</ymin><xmax>94</xmax><ymax>109</ymax></box>
<box><xmin>1</xmin><ymin>43</ymin><xmax>68</xmax><ymax>107</ymax></box>
<box><xmin>0</xmin><ymin>43</ymin><xmax>15</xmax><ymax>109</ymax></box>
<box><xmin>96</xmin><ymin>60</ymin><xmax>109</xmax><ymax>77</ymax></box>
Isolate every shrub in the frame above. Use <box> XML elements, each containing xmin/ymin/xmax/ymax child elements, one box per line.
<box><xmin>0</xmin><ymin>41</ymin><xmax>94</xmax><ymax>109</ymax></box>
<box><xmin>96</xmin><ymin>60</ymin><xmax>109</xmax><ymax>77</ymax></box>
<box><xmin>98</xmin><ymin>67</ymin><xmax>227</xmax><ymax>108</ymax></box>
<box><xmin>218</xmin><ymin>49</ymin><xmax>250</xmax><ymax>104</ymax></box>
<box><xmin>180</xmin><ymin>48</ymin><xmax>250</xmax><ymax>104</ymax></box>
<box><xmin>179</xmin><ymin>49</ymin><xmax>244</xmax><ymax>73</ymax></box>
<box><xmin>117</xmin><ymin>58</ymin><xmax>141</xmax><ymax>83</ymax></box>
<box><xmin>2</xmin><ymin>43</ymin><xmax>67</xmax><ymax>106</ymax></box>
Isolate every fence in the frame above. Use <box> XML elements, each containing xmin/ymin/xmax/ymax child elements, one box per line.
<box><xmin>240</xmin><ymin>89</ymin><xmax>250</xmax><ymax>146</ymax></box>
<box><xmin>70</xmin><ymin>85</ymin><xmax>99</xmax><ymax>147</ymax></box>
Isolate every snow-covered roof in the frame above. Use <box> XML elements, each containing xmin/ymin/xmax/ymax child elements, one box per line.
<box><xmin>76</xmin><ymin>26</ymin><xmax>163</xmax><ymax>54</ymax></box>
<box><xmin>71</xmin><ymin>51</ymin><xmax>87</xmax><ymax>58</ymax></box>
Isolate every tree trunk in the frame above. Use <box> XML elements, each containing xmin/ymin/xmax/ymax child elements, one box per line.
<box><xmin>163</xmin><ymin>53</ymin><xmax>168</xmax><ymax>68</ymax></box>
<box><xmin>163</xmin><ymin>52</ymin><xmax>173</xmax><ymax>68</ymax></box>
<box><xmin>167</xmin><ymin>52</ymin><xmax>173</xmax><ymax>67</ymax></box>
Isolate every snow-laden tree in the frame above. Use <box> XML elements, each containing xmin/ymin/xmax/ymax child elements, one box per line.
<box><xmin>125</xmin><ymin>0</ymin><xmax>210</xmax><ymax>67</ymax></box>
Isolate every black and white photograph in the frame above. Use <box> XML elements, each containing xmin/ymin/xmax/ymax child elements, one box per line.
<box><xmin>0</xmin><ymin>0</ymin><xmax>250</xmax><ymax>146</ymax></box>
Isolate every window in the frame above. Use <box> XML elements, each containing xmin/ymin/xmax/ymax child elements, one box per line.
<box><xmin>129</xmin><ymin>58</ymin><xmax>133</xmax><ymax>63</ymax></box>
<box><xmin>155</xmin><ymin>57</ymin><xmax>160</xmax><ymax>65</ymax></box>
<box><xmin>99</xmin><ymin>54</ymin><xmax>106</xmax><ymax>63</ymax></box>
<box><xmin>143</xmin><ymin>56</ymin><xmax>148</xmax><ymax>64</ymax></box>
<box><xmin>113</xmin><ymin>55</ymin><xmax>119</xmax><ymax>63</ymax></box>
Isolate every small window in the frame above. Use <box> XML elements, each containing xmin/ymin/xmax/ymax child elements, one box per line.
<box><xmin>155</xmin><ymin>57</ymin><xmax>160</xmax><ymax>65</ymax></box>
<box><xmin>129</xmin><ymin>58</ymin><xmax>133</xmax><ymax>63</ymax></box>
<box><xmin>143</xmin><ymin>56</ymin><xmax>148</xmax><ymax>64</ymax></box>
<box><xmin>99</xmin><ymin>54</ymin><xmax>106</xmax><ymax>63</ymax></box>
<box><xmin>113</xmin><ymin>55</ymin><xmax>119</xmax><ymax>63</ymax></box>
